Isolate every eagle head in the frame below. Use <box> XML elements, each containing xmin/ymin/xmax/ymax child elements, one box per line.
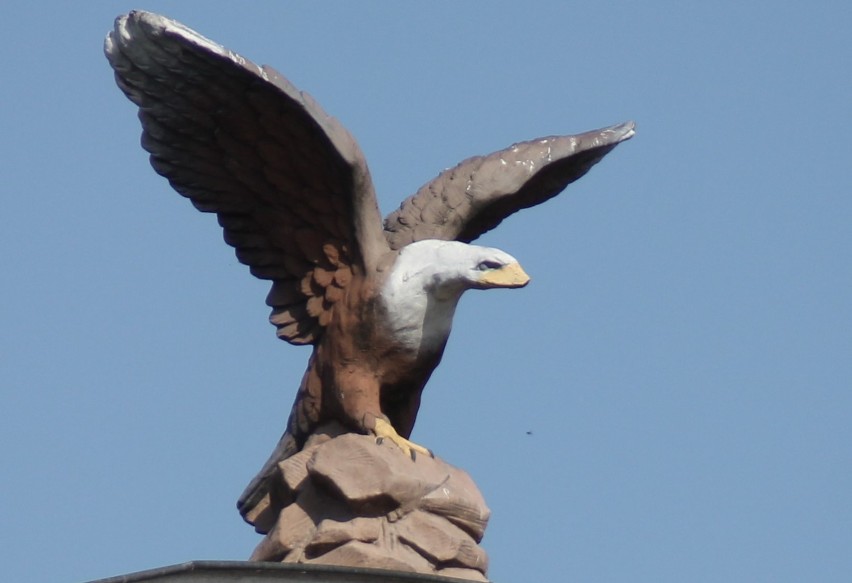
<box><xmin>387</xmin><ymin>240</ymin><xmax>529</xmax><ymax>301</ymax></box>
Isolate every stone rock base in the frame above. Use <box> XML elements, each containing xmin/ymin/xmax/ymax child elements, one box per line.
<box><xmin>247</xmin><ymin>425</ymin><xmax>490</xmax><ymax>581</ymax></box>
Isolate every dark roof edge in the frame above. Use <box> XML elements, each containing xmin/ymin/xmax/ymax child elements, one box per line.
<box><xmin>84</xmin><ymin>560</ymin><xmax>486</xmax><ymax>583</ymax></box>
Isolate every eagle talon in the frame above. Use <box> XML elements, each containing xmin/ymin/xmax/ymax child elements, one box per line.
<box><xmin>373</xmin><ymin>418</ymin><xmax>432</xmax><ymax>460</ymax></box>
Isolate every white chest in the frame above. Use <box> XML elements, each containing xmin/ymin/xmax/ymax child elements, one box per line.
<box><xmin>381</xmin><ymin>283</ymin><xmax>460</xmax><ymax>353</ymax></box>
<box><xmin>381</xmin><ymin>270</ymin><xmax>462</xmax><ymax>354</ymax></box>
<box><xmin>380</xmin><ymin>240</ymin><xmax>479</xmax><ymax>354</ymax></box>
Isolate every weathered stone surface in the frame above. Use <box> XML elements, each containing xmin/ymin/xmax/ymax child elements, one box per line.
<box><xmin>418</xmin><ymin>463</ymin><xmax>490</xmax><ymax>542</ymax></box>
<box><xmin>295</xmin><ymin>486</ymin><xmax>356</xmax><ymax>525</ymax></box>
<box><xmin>437</xmin><ymin>567</ymin><xmax>489</xmax><ymax>582</ymax></box>
<box><xmin>310</xmin><ymin>517</ymin><xmax>382</xmax><ymax>549</ymax></box>
<box><xmin>250</xmin><ymin>433</ymin><xmax>490</xmax><ymax>581</ymax></box>
<box><xmin>302</xmin><ymin>421</ymin><xmax>348</xmax><ymax>448</ymax></box>
<box><xmin>394</xmin><ymin>510</ymin><xmax>488</xmax><ymax>571</ymax></box>
<box><xmin>308</xmin><ymin>434</ymin><xmax>427</xmax><ymax>510</ymax></box>
<box><xmin>244</xmin><ymin>492</ymin><xmax>276</xmax><ymax>534</ymax></box>
<box><xmin>278</xmin><ymin>445</ymin><xmax>317</xmax><ymax>494</ymax></box>
<box><xmin>305</xmin><ymin>541</ymin><xmax>423</xmax><ymax>573</ymax></box>
<box><xmin>249</xmin><ymin>498</ymin><xmax>314</xmax><ymax>561</ymax></box>
<box><xmin>251</xmin><ymin>486</ymin><xmax>358</xmax><ymax>562</ymax></box>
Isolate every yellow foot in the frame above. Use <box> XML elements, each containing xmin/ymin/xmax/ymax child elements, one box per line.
<box><xmin>373</xmin><ymin>418</ymin><xmax>433</xmax><ymax>460</ymax></box>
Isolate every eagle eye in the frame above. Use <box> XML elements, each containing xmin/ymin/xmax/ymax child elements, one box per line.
<box><xmin>477</xmin><ymin>260</ymin><xmax>503</xmax><ymax>271</ymax></box>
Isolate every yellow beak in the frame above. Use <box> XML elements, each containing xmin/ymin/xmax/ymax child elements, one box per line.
<box><xmin>478</xmin><ymin>262</ymin><xmax>531</xmax><ymax>288</ymax></box>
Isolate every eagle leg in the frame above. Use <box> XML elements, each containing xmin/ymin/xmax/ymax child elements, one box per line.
<box><xmin>373</xmin><ymin>418</ymin><xmax>433</xmax><ymax>460</ymax></box>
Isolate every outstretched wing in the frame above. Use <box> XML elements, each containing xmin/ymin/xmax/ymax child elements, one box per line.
<box><xmin>383</xmin><ymin>122</ymin><xmax>635</xmax><ymax>249</ymax></box>
<box><xmin>105</xmin><ymin>11</ymin><xmax>389</xmax><ymax>345</ymax></box>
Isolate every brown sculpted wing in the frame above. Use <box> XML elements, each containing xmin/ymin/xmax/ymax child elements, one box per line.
<box><xmin>383</xmin><ymin>122</ymin><xmax>635</xmax><ymax>249</ymax></box>
<box><xmin>105</xmin><ymin>12</ymin><xmax>388</xmax><ymax>345</ymax></box>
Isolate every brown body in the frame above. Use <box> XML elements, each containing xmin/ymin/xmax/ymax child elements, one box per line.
<box><xmin>289</xmin><ymin>272</ymin><xmax>444</xmax><ymax>445</ymax></box>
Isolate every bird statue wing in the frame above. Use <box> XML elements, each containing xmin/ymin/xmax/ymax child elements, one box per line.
<box><xmin>383</xmin><ymin>122</ymin><xmax>635</xmax><ymax>249</ymax></box>
<box><xmin>105</xmin><ymin>11</ymin><xmax>389</xmax><ymax>345</ymax></box>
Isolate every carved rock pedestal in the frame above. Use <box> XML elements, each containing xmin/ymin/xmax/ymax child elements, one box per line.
<box><xmin>246</xmin><ymin>425</ymin><xmax>490</xmax><ymax>581</ymax></box>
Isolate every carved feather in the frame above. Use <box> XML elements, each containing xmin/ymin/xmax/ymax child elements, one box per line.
<box><xmin>383</xmin><ymin>124</ymin><xmax>635</xmax><ymax>248</ymax></box>
<box><xmin>105</xmin><ymin>11</ymin><xmax>388</xmax><ymax>345</ymax></box>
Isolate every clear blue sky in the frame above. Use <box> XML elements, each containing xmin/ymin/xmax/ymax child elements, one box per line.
<box><xmin>2</xmin><ymin>2</ymin><xmax>850</xmax><ymax>582</ymax></box>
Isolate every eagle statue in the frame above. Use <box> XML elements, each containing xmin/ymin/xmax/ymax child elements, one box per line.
<box><xmin>105</xmin><ymin>11</ymin><xmax>634</xmax><ymax>525</ymax></box>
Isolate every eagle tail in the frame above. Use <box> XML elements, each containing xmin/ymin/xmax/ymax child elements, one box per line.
<box><xmin>236</xmin><ymin>431</ymin><xmax>299</xmax><ymax>531</ymax></box>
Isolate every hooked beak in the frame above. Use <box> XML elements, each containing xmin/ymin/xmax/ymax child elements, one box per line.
<box><xmin>478</xmin><ymin>262</ymin><xmax>531</xmax><ymax>288</ymax></box>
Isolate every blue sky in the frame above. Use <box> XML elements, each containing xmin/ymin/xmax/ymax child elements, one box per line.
<box><xmin>1</xmin><ymin>2</ymin><xmax>850</xmax><ymax>582</ymax></box>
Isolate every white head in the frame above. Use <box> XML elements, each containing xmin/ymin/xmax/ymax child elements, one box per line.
<box><xmin>389</xmin><ymin>240</ymin><xmax>530</xmax><ymax>300</ymax></box>
<box><xmin>381</xmin><ymin>240</ymin><xmax>530</xmax><ymax>352</ymax></box>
